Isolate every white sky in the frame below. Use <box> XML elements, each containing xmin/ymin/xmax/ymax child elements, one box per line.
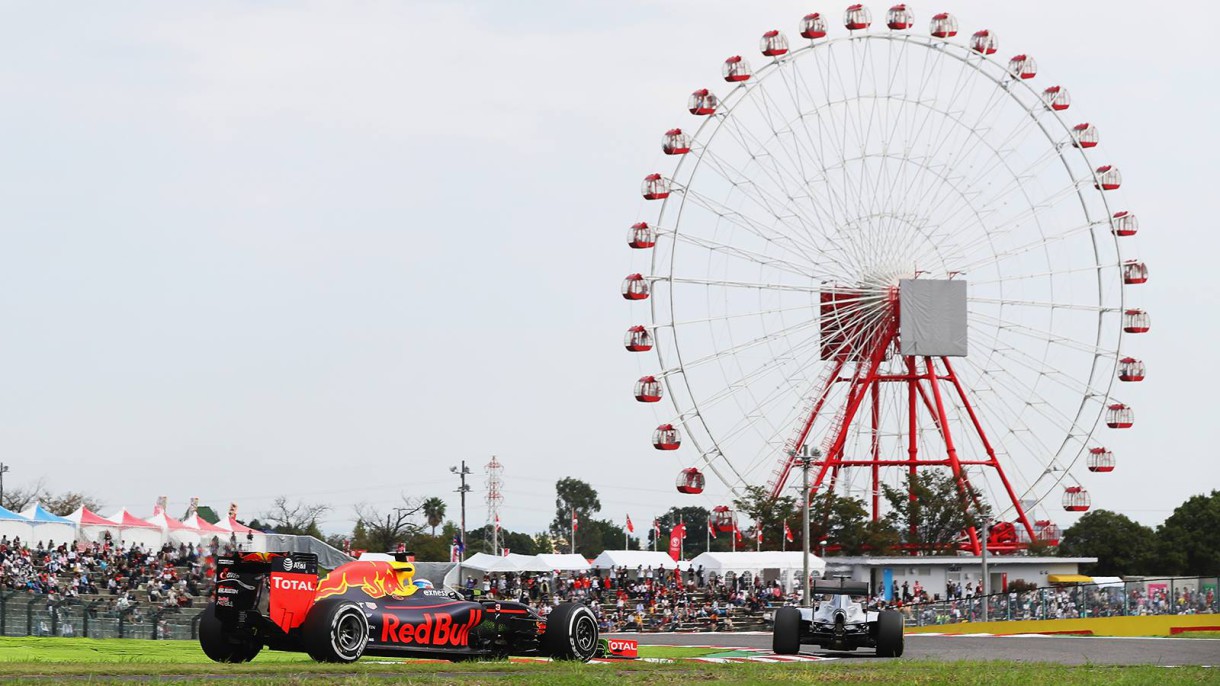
<box><xmin>0</xmin><ymin>1</ymin><xmax>1213</xmax><ymax>535</ymax></box>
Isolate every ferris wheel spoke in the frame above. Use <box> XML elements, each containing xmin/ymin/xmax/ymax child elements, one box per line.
<box><xmin>969</xmin><ymin>297</ymin><xmax>1112</xmax><ymax>313</ymax></box>
<box><xmin>954</xmin><ymin>352</ymin><xmax>1096</xmax><ymax>485</ymax></box>
<box><xmin>675</xmin><ymin>329</ymin><xmax>826</xmax><ymax>418</ymax></box>
<box><xmin>678</xmin><ymin>188</ymin><xmax>829</xmax><ymax>268</ymax></box>
<box><xmin>692</xmin><ymin>145</ymin><xmax>857</xmax><ymax>270</ymax></box>
<box><xmin>669</xmin><ymin>229</ymin><xmax>824</xmax><ymax>281</ymax></box>
<box><xmin>967</xmin><ymin>320</ymin><xmax>1112</xmax><ymax>402</ymax></box>
<box><xmin>745</xmin><ymin>87</ymin><xmax>860</xmax><ymax>255</ymax></box>
<box><xmin>969</xmin><ymin>310</ymin><xmax>1114</xmax><ymax>358</ymax></box>
<box><xmin>950</xmin><ymin>216</ymin><xmax>1102</xmax><ymax>273</ymax></box>
<box><xmin>968</xmin><ymin>262</ymin><xmax>1106</xmax><ymax>286</ymax></box>
<box><xmin>655</xmin><ymin>318</ymin><xmax>822</xmax><ymax>378</ymax></box>
<box><xmin>783</xmin><ymin>60</ymin><xmax>857</xmax><ymax>225</ymax></box>
<box><xmin>660</xmin><ymin>303</ymin><xmax>824</xmax><ymax>330</ymax></box>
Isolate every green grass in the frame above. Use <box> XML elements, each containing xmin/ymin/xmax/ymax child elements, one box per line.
<box><xmin>1175</xmin><ymin>631</ymin><xmax>1220</xmax><ymax>639</ymax></box>
<box><xmin>0</xmin><ymin>638</ymin><xmax>1213</xmax><ymax>685</ymax></box>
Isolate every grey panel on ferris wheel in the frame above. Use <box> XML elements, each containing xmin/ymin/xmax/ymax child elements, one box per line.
<box><xmin>898</xmin><ymin>279</ymin><xmax>968</xmax><ymax>358</ymax></box>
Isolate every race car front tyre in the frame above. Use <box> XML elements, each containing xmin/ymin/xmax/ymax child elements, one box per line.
<box><xmin>875</xmin><ymin>609</ymin><xmax>904</xmax><ymax>658</ymax></box>
<box><xmin>771</xmin><ymin>606</ymin><xmax>801</xmax><ymax>655</ymax></box>
<box><xmin>542</xmin><ymin>603</ymin><xmax>599</xmax><ymax>661</ymax></box>
<box><xmin>199</xmin><ymin>602</ymin><xmax>262</xmax><ymax>663</ymax></box>
<box><xmin>301</xmin><ymin>598</ymin><xmax>369</xmax><ymax>663</ymax></box>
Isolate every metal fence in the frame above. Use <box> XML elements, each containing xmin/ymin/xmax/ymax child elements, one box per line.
<box><xmin>903</xmin><ymin>576</ymin><xmax>1219</xmax><ymax>627</ymax></box>
<box><xmin>0</xmin><ymin>592</ymin><xmax>204</xmax><ymax>639</ymax></box>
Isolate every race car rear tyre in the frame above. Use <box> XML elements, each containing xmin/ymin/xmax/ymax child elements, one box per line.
<box><xmin>199</xmin><ymin>602</ymin><xmax>262</xmax><ymax>663</ymax></box>
<box><xmin>542</xmin><ymin>603</ymin><xmax>599</xmax><ymax>661</ymax></box>
<box><xmin>875</xmin><ymin>609</ymin><xmax>904</xmax><ymax>658</ymax></box>
<box><xmin>302</xmin><ymin>598</ymin><xmax>369</xmax><ymax>663</ymax></box>
<box><xmin>771</xmin><ymin>606</ymin><xmax>801</xmax><ymax>655</ymax></box>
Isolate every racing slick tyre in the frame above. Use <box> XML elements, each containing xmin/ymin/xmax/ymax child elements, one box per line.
<box><xmin>771</xmin><ymin>606</ymin><xmax>801</xmax><ymax>655</ymax></box>
<box><xmin>542</xmin><ymin>602</ymin><xmax>599</xmax><ymax>661</ymax></box>
<box><xmin>875</xmin><ymin>609</ymin><xmax>904</xmax><ymax>658</ymax></box>
<box><xmin>199</xmin><ymin>602</ymin><xmax>262</xmax><ymax>663</ymax></box>
<box><xmin>301</xmin><ymin>598</ymin><xmax>369</xmax><ymax>663</ymax></box>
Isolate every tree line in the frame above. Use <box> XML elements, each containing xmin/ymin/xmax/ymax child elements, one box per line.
<box><xmin>7</xmin><ymin>475</ymin><xmax>1215</xmax><ymax>577</ymax></box>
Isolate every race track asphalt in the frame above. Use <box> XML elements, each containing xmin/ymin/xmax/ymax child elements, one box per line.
<box><xmin>606</xmin><ymin>631</ymin><xmax>1220</xmax><ymax>666</ymax></box>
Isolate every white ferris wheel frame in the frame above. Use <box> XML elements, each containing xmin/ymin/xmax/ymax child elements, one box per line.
<box><xmin>635</xmin><ymin>28</ymin><xmax>1137</xmax><ymax>519</ymax></box>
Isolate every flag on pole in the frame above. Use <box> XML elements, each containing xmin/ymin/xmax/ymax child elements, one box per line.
<box><xmin>501</xmin><ymin>547</ymin><xmax>510</xmax><ymax>557</ymax></box>
<box><xmin>733</xmin><ymin>523</ymin><xmax>743</xmax><ymax>542</ymax></box>
<box><xmin>755</xmin><ymin>524</ymin><xmax>764</xmax><ymax>543</ymax></box>
<box><xmin>707</xmin><ymin>519</ymin><xmax>717</xmax><ymax>539</ymax></box>
<box><xmin>572</xmin><ymin>511</ymin><xmax>578</xmax><ymax>532</ymax></box>
<box><xmin>626</xmin><ymin>514</ymin><xmax>634</xmax><ymax>533</ymax></box>
<box><xmin>653</xmin><ymin>519</ymin><xmax>661</xmax><ymax>536</ymax></box>
<box><xmin>494</xmin><ymin>514</ymin><xmax>501</xmax><ymax>532</ymax></box>
<box><xmin>784</xmin><ymin>520</ymin><xmax>794</xmax><ymax>543</ymax></box>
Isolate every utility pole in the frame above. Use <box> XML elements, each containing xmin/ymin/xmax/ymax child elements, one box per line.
<box><xmin>450</xmin><ymin>461</ymin><xmax>471</xmax><ymax>580</ymax></box>
<box><xmin>570</xmin><ymin>508</ymin><xmax>576</xmax><ymax>554</ymax></box>
<box><xmin>798</xmin><ymin>446</ymin><xmax>821</xmax><ymax>608</ymax></box>
<box><xmin>980</xmin><ymin>518</ymin><xmax>991</xmax><ymax>622</ymax></box>
<box><xmin>0</xmin><ymin>463</ymin><xmax>8</xmax><ymax>508</ymax></box>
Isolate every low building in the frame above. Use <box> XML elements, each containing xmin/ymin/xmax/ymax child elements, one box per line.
<box><xmin>821</xmin><ymin>555</ymin><xmax>1098</xmax><ymax>600</ymax></box>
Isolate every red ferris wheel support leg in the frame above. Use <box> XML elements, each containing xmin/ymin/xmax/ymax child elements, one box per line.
<box><xmin>905</xmin><ymin>356</ymin><xmax>920</xmax><ymax>542</ymax></box>
<box><xmin>767</xmin><ymin>357</ymin><xmax>846</xmax><ymax>500</ymax></box>
<box><xmin>809</xmin><ymin>327</ymin><xmax>896</xmax><ymax>498</ymax></box>
<box><xmin>870</xmin><ymin>377</ymin><xmax>881</xmax><ymax>521</ymax></box>
<box><xmin>923</xmin><ymin>356</ymin><xmax>982</xmax><ymax>555</ymax></box>
<box><xmin>941</xmin><ymin>357</ymin><xmax>1038</xmax><ymax>544</ymax></box>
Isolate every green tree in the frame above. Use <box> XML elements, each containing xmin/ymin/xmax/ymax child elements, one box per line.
<box><xmin>422</xmin><ymin>497</ymin><xmax>447</xmax><ymax>536</ymax></box>
<box><xmin>550</xmin><ymin>478</ymin><xmax>601</xmax><ymax>552</ymax></box>
<box><xmin>882</xmin><ymin>470</ymin><xmax>989</xmax><ymax>554</ymax></box>
<box><xmin>571</xmin><ymin>517</ymin><xmax>634</xmax><ymax>558</ymax></box>
<box><xmin>733</xmin><ymin>486</ymin><xmax>799</xmax><ymax>551</ymax></box>
<box><xmin>808</xmin><ymin>493</ymin><xmax>898</xmax><ymax>556</ymax></box>
<box><xmin>1058</xmin><ymin>509</ymin><xmax>1159</xmax><ymax>576</ymax></box>
<box><xmin>1155</xmin><ymin>491</ymin><xmax>1220</xmax><ymax>575</ymax></box>
<box><xmin>466</xmin><ymin>524</ymin><xmax>542</xmax><ymax>556</ymax></box>
<box><xmin>651</xmin><ymin>507</ymin><xmax>712</xmax><ymax>556</ymax></box>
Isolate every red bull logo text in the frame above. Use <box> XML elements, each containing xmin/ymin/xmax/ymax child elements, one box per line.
<box><xmin>380</xmin><ymin>610</ymin><xmax>482</xmax><ymax>647</ymax></box>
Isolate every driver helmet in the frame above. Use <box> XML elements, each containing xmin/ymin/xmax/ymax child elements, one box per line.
<box><xmin>413</xmin><ymin>579</ymin><xmax>434</xmax><ymax>590</ymax></box>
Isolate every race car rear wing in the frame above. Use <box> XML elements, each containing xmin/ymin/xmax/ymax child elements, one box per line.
<box><xmin>214</xmin><ymin>552</ymin><xmax>319</xmax><ymax>633</ymax></box>
<box><xmin>811</xmin><ymin>579</ymin><xmax>871</xmax><ymax>596</ymax></box>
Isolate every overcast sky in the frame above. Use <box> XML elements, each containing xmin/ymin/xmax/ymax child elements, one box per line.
<box><xmin>0</xmin><ymin>1</ymin><xmax>1213</xmax><ymax>537</ymax></box>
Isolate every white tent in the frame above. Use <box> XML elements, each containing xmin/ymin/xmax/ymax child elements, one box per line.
<box><xmin>686</xmin><ymin>551</ymin><xmax>826</xmax><ymax>592</ymax></box>
<box><xmin>146</xmin><ymin>508</ymin><xmax>201</xmax><ymax>546</ymax></box>
<box><xmin>66</xmin><ymin>507</ymin><xmax>123</xmax><ymax>545</ymax></box>
<box><xmin>505</xmin><ymin>553</ymin><xmax>554</xmax><ymax>572</ymax></box>
<box><xmin>18</xmin><ymin>503</ymin><xmax>74</xmax><ymax>548</ymax></box>
<box><xmin>108</xmin><ymin>508</ymin><xmax>166</xmax><ymax>550</ymax></box>
<box><xmin>212</xmin><ymin>516</ymin><xmax>268</xmax><ymax>552</ymax></box>
<box><xmin>592</xmin><ymin>550</ymin><xmax>690</xmax><ymax>571</ymax></box>
<box><xmin>535</xmin><ymin>553</ymin><xmax>591</xmax><ymax>571</ymax></box>
<box><xmin>0</xmin><ymin>506</ymin><xmax>34</xmax><ymax>546</ymax></box>
<box><xmin>457</xmin><ymin>552</ymin><xmax>522</xmax><ymax>574</ymax></box>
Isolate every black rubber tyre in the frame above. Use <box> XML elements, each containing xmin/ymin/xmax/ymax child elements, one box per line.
<box><xmin>875</xmin><ymin>609</ymin><xmax>904</xmax><ymax>658</ymax></box>
<box><xmin>771</xmin><ymin>606</ymin><xmax>802</xmax><ymax>655</ymax></box>
<box><xmin>198</xmin><ymin>602</ymin><xmax>262</xmax><ymax>663</ymax></box>
<box><xmin>542</xmin><ymin>603</ymin><xmax>599</xmax><ymax>661</ymax></box>
<box><xmin>301</xmin><ymin>598</ymin><xmax>369</xmax><ymax>663</ymax></box>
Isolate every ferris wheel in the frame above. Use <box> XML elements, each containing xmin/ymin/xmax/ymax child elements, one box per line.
<box><xmin>622</xmin><ymin>4</ymin><xmax>1148</xmax><ymax>553</ymax></box>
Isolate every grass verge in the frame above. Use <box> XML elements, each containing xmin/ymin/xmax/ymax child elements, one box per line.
<box><xmin>0</xmin><ymin>638</ymin><xmax>1213</xmax><ymax>685</ymax></box>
